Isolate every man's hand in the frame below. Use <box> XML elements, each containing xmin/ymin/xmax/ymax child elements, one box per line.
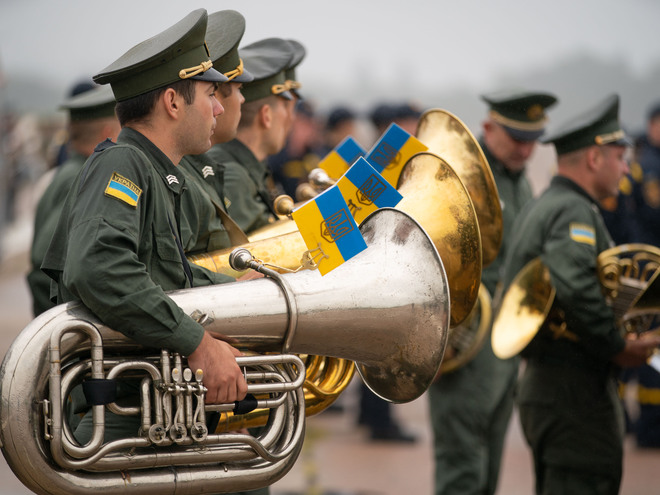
<box><xmin>187</xmin><ymin>331</ymin><xmax>248</xmax><ymax>404</ymax></box>
<box><xmin>612</xmin><ymin>332</ymin><xmax>660</xmax><ymax>368</ymax></box>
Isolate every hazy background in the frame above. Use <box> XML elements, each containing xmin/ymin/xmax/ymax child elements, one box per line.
<box><xmin>1</xmin><ymin>0</ymin><xmax>659</xmax><ymax>135</ymax></box>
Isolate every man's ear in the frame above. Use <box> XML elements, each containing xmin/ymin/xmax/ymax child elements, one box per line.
<box><xmin>161</xmin><ymin>88</ymin><xmax>181</xmax><ymax>119</ymax></box>
<box><xmin>585</xmin><ymin>145</ymin><xmax>602</xmax><ymax>172</ymax></box>
<box><xmin>259</xmin><ymin>103</ymin><xmax>272</xmax><ymax>129</ymax></box>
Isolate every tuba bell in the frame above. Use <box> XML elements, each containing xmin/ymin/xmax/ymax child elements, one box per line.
<box><xmin>491</xmin><ymin>244</ymin><xmax>660</xmax><ymax>359</ymax></box>
<box><xmin>416</xmin><ymin>108</ymin><xmax>503</xmax><ymax>267</ymax></box>
<box><xmin>0</xmin><ymin>208</ymin><xmax>450</xmax><ymax>495</ymax></box>
<box><xmin>192</xmin><ymin>151</ymin><xmax>482</xmax><ymax>328</ymax></box>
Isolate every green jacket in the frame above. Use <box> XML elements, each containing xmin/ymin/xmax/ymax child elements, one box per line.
<box><xmin>178</xmin><ymin>153</ymin><xmax>232</xmax><ymax>255</ymax></box>
<box><xmin>212</xmin><ymin>139</ymin><xmax>275</xmax><ymax>233</ymax></box>
<box><xmin>480</xmin><ymin>141</ymin><xmax>534</xmax><ymax>298</ymax></box>
<box><xmin>502</xmin><ymin>175</ymin><xmax>626</xmax><ymax>373</ymax></box>
<box><xmin>42</xmin><ymin>128</ymin><xmax>229</xmax><ymax>356</ymax></box>
<box><xmin>28</xmin><ymin>152</ymin><xmax>86</xmax><ymax>316</ymax></box>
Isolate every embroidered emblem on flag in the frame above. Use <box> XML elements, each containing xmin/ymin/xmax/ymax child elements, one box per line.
<box><xmin>104</xmin><ymin>172</ymin><xmax>142</xmax><ymax>208</ymax></box>
<box><xmin>335</xmin><ymin>157</ymin><xmax>403</xmax><ymax>224</ymax></box>
<box><xmin>364</xmin><ymin>122</ymin><xmax>428</xmax><ymax>187</ymax></box>
<box><xmin>291</xmin><ymin>185</ymin><xmax>367</xmax><ymax>276</ymax></box>
<box><xmin>569</xmin><ymin>223</ymin><xmax>596</xmax><ymax>246</ymax></box>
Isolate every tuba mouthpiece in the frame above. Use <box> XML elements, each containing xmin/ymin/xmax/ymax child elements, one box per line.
<box><xmin>229</xmin><ymin>248</ymin><xmax>255</xmax><ymax>271</ymax></box>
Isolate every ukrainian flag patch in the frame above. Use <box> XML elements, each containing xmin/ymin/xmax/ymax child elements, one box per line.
<box><xmin>105</xmin><ymin>172</ymin><xmax>142</xmax><ymax>208</ymax></box>
<box><xmin>569</xmin><ymin>222</ymin><xmax>595</xmax><ymax>246</ymax></box>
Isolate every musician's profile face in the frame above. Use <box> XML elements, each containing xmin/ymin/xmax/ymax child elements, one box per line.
<box><xmin>594</xmin><ymin>144</ymin><xmax>629</xmax><ymax>200</ymax></box>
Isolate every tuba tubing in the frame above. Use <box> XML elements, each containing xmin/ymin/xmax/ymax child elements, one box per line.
<box><xmin>1</xmin><ymin>208</ymin><xmax>450</xmax><ymax>495</ymax></box>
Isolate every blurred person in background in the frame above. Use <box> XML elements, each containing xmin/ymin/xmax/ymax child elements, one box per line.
<box><xmin>28</xmin><ymin>85</ymin><xmax>119</xmax><ymax>316</ymax></box>
<box><xmin>267</xmin><ymin>99</ymin><xmax>322</xmax><ymax>198</ymax></box>
<box><xmin>428</xmin><ymin>90</ymin><xmax>557</xmax><ymax>494</ymax></box>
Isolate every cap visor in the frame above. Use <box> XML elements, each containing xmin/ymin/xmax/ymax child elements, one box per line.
<box><xmin>192</xmin><ymin>67</ymin><xmax>228</xmax><ymax>83</ymax></box>
<box><xmin>502</xmin><ymin>125</ymin><xmax>544</xmax><ymax>142</ymax></box>
<box><xmin>278</xmin><ymin>90</ymin><xmax>294</xmax><ymax>101</ymax></box>
<box><xmin>232</xmin><ymin>68</ymin><xmax>254</xmax><ymax>83</ymax></box>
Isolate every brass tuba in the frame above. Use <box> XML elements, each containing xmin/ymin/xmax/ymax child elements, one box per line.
<box><xmin>0</xmin><ymin>208</ymin><xmax>450</xmax><ymax>495</ymax></box>
<box><xmin>491</xmin><ymin>244</ymin><xmax>660</xmax><ymax>359</ymax></box>
<box><xmin>416</xmin><ymin>108</ymin><xmax>502</xmax><ymax>267</ymax></box>
<box><xmin>193</xmin><ymin>151</ymin><xmax>482</xmax><ymax>328</ymax></box>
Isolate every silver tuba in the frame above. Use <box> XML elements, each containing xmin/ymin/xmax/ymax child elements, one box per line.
<box><xmin>0</xmin><ymin>208</ymin><xmax>450</xmax><ymax>495</ymax></box>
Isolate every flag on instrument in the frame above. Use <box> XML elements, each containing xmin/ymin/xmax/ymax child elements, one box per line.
<box><xmin>291</xmin><ymin>185</ymin><xmax>367</xmax><ymax>276</ymax></box>
<box><xmin>318</xmin><ymin>136</ymin><xmax>366</xmax><ymax>179</ymax></box>
<box><xmin>336</xmin><ymin>157</ymin><xmax>403</xmax><ymax>224</ymax></box>
<box><xmin>364</xmin><ymin>122</ymin><xmax>428</xmax><ymax>187</ymax></box>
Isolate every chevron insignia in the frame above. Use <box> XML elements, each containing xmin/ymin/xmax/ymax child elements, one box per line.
<box><xmin>202</xmin><ymin>165</ymin><xmax>215</xmax><ymax>178</ymax></box>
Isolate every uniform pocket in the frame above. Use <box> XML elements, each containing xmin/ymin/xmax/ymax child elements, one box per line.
<box><xmin>154</xmin><ymin>232</ymin><xmax>182</xmax><ymax>262</ymax></box>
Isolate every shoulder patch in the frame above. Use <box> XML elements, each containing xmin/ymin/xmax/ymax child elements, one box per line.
<box><xmin>569</xmin><ymin>222</ymin><xmax>595</xmax><ymax>246</ymax></box>
<box><xmin>105</xmin><ymin>172</ymin><xmax>142</xmax><ymax>208</ymax></box>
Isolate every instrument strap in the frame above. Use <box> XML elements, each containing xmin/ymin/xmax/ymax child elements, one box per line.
<box><xmin>211</xmin><ymin>199</ymin><xmax>250</xmax><ymax>246</ymax></box>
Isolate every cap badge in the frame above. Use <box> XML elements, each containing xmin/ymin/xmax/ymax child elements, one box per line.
<box><xmin>527</xmin><ymin>104</ymin><xmax>544</xmax><ymax>121</ymax></box>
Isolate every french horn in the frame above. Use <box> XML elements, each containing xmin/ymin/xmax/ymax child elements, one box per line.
<box><xmin>440</xmin><ymin>284</ymin><xmax>493</xmax><ymax>373</ymax></box>
<box><xmin>0</xmin><ymin>208</ymin><xmax>450</xmax><ymax>495</ymax></box>
<box><xmin>491</xmin><ymin>244</ymin><xmax>660</xmax><ymax>359</ymax></box>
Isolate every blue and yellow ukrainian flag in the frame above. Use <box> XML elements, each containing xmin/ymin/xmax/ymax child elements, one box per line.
<box><xmin>569</xmin><ymin>222</ymin><xmax>596</xmax><ymax>246</ymax></box>
<box><xmin>104</xmin><ymin>172</ymin><xmax>142</xmax><ymax>208</ymax></box>
<box><xmin>318</xmin><ymin>136</ymin><xmax>366</xmax><ymax>179</ymax></box>
<box><xmin>364</xmin><ymin>123</ymin><xmax>428</xmax><ymax>187</ymax></box>
<box><xmin>291</xmin><ymin>185</ymin><xmax>367</xmax><ymax>276</ymax></box>
<box><xmin>336</xmin><ymin>157</ymin><xmax>403</xmax><ymax>224</ymax></box>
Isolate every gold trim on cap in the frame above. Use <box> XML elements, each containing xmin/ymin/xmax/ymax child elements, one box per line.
<box><xmin>595</xmin><ymin>129</ymin><xmax>625</xmax><ymax>145</ymax></box>
<box><xmin>489</xmin><ymin>110</ymin><xmax>547</xmax><ymax>131</ymax></box>
<box><xmin>271</xmin><ymin>83</ymin><xmax>288</xmax><ymax>95</ymax></box>
<box><xmin>178</xmin><ymin>60</ymin><xmax>213</xmax><ymax>80</ymax></box>
<box><xmin>224</xmin><ymin>58</ymin><xmax>244</xmax><ymax>82</ymax></box>
<box><xmin>286</xmin><ymin>80</ymin><xmax>302</xmax><ymax>90</ymax></box>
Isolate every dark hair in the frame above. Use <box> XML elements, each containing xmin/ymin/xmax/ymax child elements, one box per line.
<box><xmin>115</xmin><ymin>79</ymin><xmax>197</xmax><ymax>126</ymax></box>
<box><xmin>216</xmin><ymin>82</ymin><xmax>234</xmax><ymax>98</ymax></box>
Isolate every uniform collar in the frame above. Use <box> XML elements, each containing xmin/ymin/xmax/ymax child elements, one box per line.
<box><xmin>221</xmin><ymin>138</ymin><xmax>269</xmax><ymax>183</ymax></box>
<box><xmin>118</xmin><ymin>127</ymin><xmax>186</xmax><ymax>194</ymax></box>
<box><xmin>550</xmin><ymin>175</ymin><xmax>598</xmax><ymax>205</ymax></box>
<box><xmin>480</xmin><ymin>138</ymin><xmax>526</xmax><ymax>180</ymax></box>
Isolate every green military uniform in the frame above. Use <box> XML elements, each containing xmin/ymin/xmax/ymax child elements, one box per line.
<box><xmin>41</xmin><ymin>9</ymin><xmax>230</xmax><ymax>443</ymax></box>
<box><xmin>502</xmin><ymin>94</ymin><xmax>629</xmax><ymax>494</ymax></box>
<box><xmin>29</xmin><ymin>152</ymin><xmax>85</xmax><ymax>315</ymax></box>
<box><xmin>178</xmin><ymin>9</ymin><xmax>254</xmax><ymax>255</ymax></box>
<box><xmin>219</xmin><ymin>38</ymin><xmax>295</xmax><ymax>234</ymax></box>
<box><xmin>214</xmin><ymin>139</ymin><xmax>276</xmax><ymax>232</ymax></box>
<box><xmin>428</xmin><ymin>91</ymin><xmax>557</xmax><ymax>495</ymax></box>
<box><xmin>27</xmin><ymin>85</ymin><xmax>117</xmax><ymax>316</ymax></box>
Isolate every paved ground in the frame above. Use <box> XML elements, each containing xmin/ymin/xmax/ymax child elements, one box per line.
<box><xmin>1</xmin><ymin>215</ymin><xmax>660</xmax><ymax>494</ymax></box>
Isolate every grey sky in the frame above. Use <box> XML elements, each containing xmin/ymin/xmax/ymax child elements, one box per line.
<box><xmin>1</xmin><ymin>0</ymin><xmax>659</xmax><ymax>119</ymax></box>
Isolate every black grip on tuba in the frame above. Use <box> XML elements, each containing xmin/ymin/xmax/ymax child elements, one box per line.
<box><xmin>82</xmin><ymin>378</ymin><xmax>117</xmax><ymax>406</ymax></box>
<box><xmin>233</xmin><ymin>394</ymin><xmax>258</xmax><ymax>415</ymax></box>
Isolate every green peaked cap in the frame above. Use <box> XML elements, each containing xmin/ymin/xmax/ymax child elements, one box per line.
<box><xmin>542</xmin><ymin>94</ymin><xmax>630</xmax><ymax>155</ymax></box>
<box><xmin>481</xmin><ymin>89</ymin><xmax>558</xmax><ymax>141</ymax></box>
<box><xmin>93</xmin><ymin>9</ymin><xmax>227</xmax><ymax>101</ymax></box>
